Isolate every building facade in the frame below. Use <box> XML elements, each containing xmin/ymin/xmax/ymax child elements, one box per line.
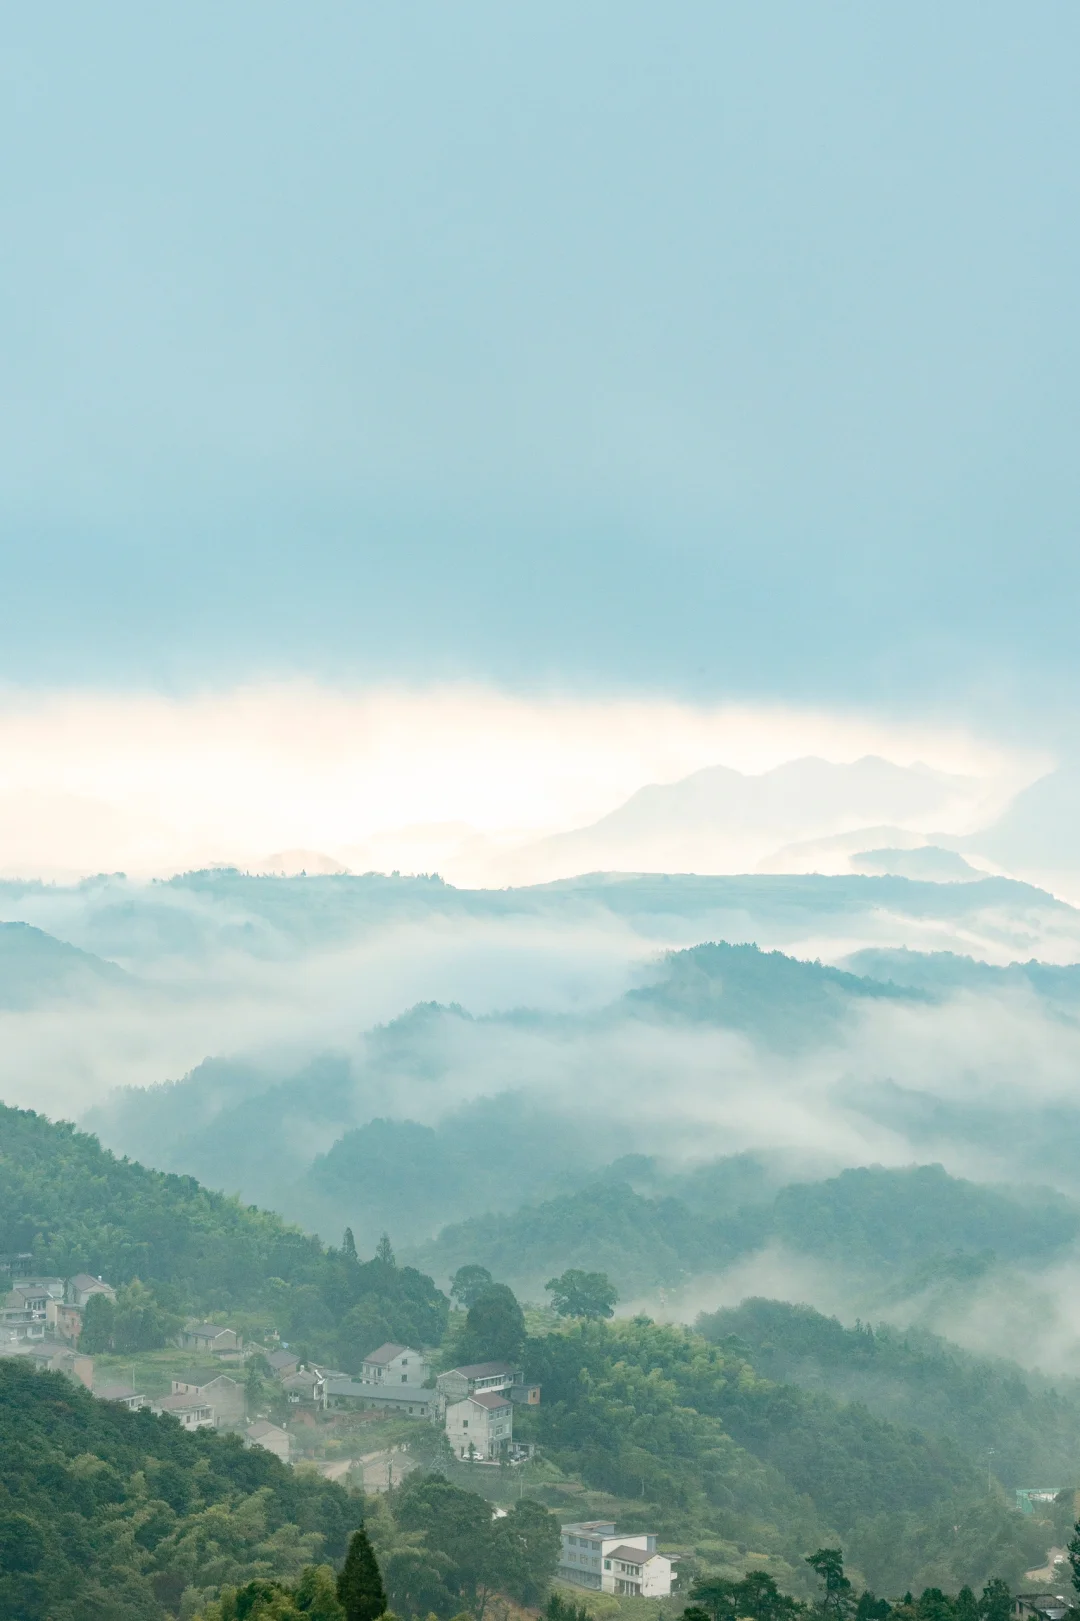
<box><xmin>445</xmin><ymin>1390</ymin><xmax>513</xmax><ymax>1458</ymax></box>
<box><xmin>361</xmin><ymin>1342</ymin><xmax>431</xmax><ymax>1386</ymax></box>
<box><xmin>153</xmin><ymin>1392</ymin><xmax>216</xmax><ymax>1430</ymax></box>
<box><xmin>324</xmin><ymin>1377</ymin><xmax>432</xmax><ymax>1417</ymax></box>
<box><xmin>181</xmin><ymin>1323</ymin><xmax>241</xmax><ymax>1355</ymax></box>
<box><xmin>246</xmin><ymin>1420</ymin><xmax>291</xmax><ymax>1461</ymax></box>
<box><xmin>558</xmin><ymin>1522</ymin><xmax>675</xmax><ymax>1597</ymax></box>
<box><xmin>171</xmin><ymin>1370</ymin><xmax>246</xmax><ymax>1426</ymax></box>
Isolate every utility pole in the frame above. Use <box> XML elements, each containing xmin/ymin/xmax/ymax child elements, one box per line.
<box><xmin>987</xmin><ymin>1448</ymin><xmax>996</xmax><ymax>1494</ymax></box>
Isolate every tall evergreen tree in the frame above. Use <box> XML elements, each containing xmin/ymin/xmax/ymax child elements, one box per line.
<box><xmin>337</xmin><ymin>1526</ymin><xmax>387</xmax><ymax>1621</ymax></box>
<box><xmin>343</xmin><ymin>1228</ymin><xmax>358</xmax><ymax>1260</ymax></box>
<box><xmin>375</xmin><ymin>1232</ymin><xmax>395</xmax><ymax>1266</ymax></box>
<box><xmin>807</xmin><ymin>1549</ymin><xmax>853</xmax><ymax>1621</ymax></box>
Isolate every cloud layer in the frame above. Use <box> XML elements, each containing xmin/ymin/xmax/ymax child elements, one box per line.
<box><xmin>0</xmin><ymin>682</ymin><xmax>1035</xmax><ymax>883</ymax></box>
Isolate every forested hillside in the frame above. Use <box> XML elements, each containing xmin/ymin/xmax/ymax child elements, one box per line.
<box><xmin>699</xmin><ymin>1298</ymin><xmax>1080</xmax><ymax>1489</ymax></box>
<box><xmin>0</xmin><ymin>1103</ymin><xmax>447</xmax><ymax>1369</ymax></box>
<box><xmin>511</xmin><ymin>1318</ymin><xmax>1052</xmax><ymax>1594</ymax></box>
<box><xmin>418</xmin><ymin>1162</ymin><xmax>1080</xmax><ymax>1298</ymax></box>
<box><xmin>0</xmin><ymin>1104</ymin><xmax>1071</xmax><ymax>1611</ymax></box>
<box><xmin>0</xmin><ymin>1357</ymin><xmax>363</xmax><ymax>1620</ymax></box>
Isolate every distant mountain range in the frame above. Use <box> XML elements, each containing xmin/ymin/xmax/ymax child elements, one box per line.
<box><xmin>465</xmin><ymin>754</ymin><xmax>1080</xmax><ymax>900</ymax></box>
<box><xmin>499</xmin><ymin>755</ymin><xmax>997</xmax><ymax>883</ymax></box>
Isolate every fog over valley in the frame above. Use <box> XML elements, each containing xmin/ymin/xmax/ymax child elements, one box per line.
<box><xmin>5</xmin><ymin>11</ymin><xmax>1080</xmax><ymax>1616</ymax></box>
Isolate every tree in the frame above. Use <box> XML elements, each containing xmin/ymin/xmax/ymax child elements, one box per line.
<box><xmin>79</xmin><ymin>1290</ymin><xmax>116</xmax><ymax>1352</ymax></box>
<box><xmin>547</xmin><ymin>1594</ymin><xmax>593</xmax><ymax>1621</ymax></box>
<box><xmin>294</xmin><ymin>1564</ymin><xmax>348</xmax><ymax>1619</ymax></box>
<box><xmin>544</xmin><ymin>1270</ymin><xmax>617</xmax><ymax>1320</ymax></box>
<box><xmin>736</xmin><ymin>1572</ymin><xmax>804</xmax><ymax>1621</ymax></box>
<box><xmin>978</xmin><ymin>1581</ymin><xmax>1011</xmax><ymax>1621</ymax></box>
<box><xmin>375</xmin><ymin>1234</ymin><xmax>396</xmax><ymax>1267</ymax></box>
<box><xmin>459</xmin><ymin>1285</ymin><xmax>525</xmax><ymax>1364</ymax></box>
<box><xmin>806</xmin><ymin>1550</ymin><xmax>853</xmax><ymax>1621</ymax></box>
<box><xmin>450</xmin><ymin>1266</ymin><xmax>493</xmax><ymax>1310</ymax></box>
<box><xmin>337</xmin><ymin>1527</ymin><xmax>387</xmax><ymax>1621</ymax></box>
<box><xmin>691</xmin><ymin>1578</ymin><xmax>738</xmax><ymax>1621</ymax></box>
<box><xmin>343</xmin><ymin>1229</ymin><xmax>358</xmax><ymax>1260</ymax></box>
<box><xmin>490</xmin><ymin>1498</ymin><xmax>561</xmax><ymax>1605</ymax></box>
<box><xmin>113</xmin><ymin>1278</ymin><xmax>178</xmax><ymax>1352</ymax></box>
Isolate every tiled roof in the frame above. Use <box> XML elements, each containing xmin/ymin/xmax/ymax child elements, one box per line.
<box><xmin>174</xmin><ymin>1368</ymin><xmax>232</xmax><ymax>1388</ymax></box>
<box><xmin>156</xmin><ymin>1392</ymin><xmax>212</xmax><ymax>1412</ymax></box>
<box><xmin>363</xmin><ymin>1342</ymin><xmax>409</xmax><ymax>1364</ymax></box>
<box><xmin>450</xmin><ymin>1361</ymin><xmax>517</xmax><ymax>1379</ymax></box>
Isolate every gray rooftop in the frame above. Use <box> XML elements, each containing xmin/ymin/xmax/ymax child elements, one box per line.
<box><xmin>363</xmin><ymin>1341</ymin><xmax>410</xmax><ymax>1363</ymax></box>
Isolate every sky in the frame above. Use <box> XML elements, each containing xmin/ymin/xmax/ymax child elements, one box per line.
<box><xmin>0</xmin><ymin>684</ymin><xmax>1035</xmax><ymax>880</ymax></box>
<box><xmin>1</xmin><ymin>3</ymin><xmax>1078</xmax><ymax>731</ymax></box>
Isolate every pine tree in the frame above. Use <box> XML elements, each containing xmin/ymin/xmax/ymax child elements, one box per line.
<box><xmin>337</xmin><ymin>1526</ymin><xmax>387</xmax><ymax>1621</ymax></box>
<box><xmin>374</xmin><ymin>1232</ymin><xmax>395</xmax><ymax>1266</ymax></box>
<box><xmin>343</xmin><ymin>1228</ymin><xmax>358</xmax><ymax>1260</ymax></box>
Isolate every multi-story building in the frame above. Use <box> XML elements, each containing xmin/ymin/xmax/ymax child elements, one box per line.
<box><xmin>558</xmin><ymin>1522</ymin><xmax>676</xmax><ymax>1597</ymax></box>
<box><xmin>361</xmin><ymin>1342</ymin><xmax>431</xmax><ymax>1387</ymax></box>
<box><xmin>152</xmin><ymin>1391</ymin><xmax>216</xmax><ymax>1430</ymax></box>
<box><xmin>445</xmin><ymin>1390</ymin><xmax>513</xmax><ymax>1458</ymax></box>
<box><xmin>170</xmin><ymin>1369</ymin><xmax>246</xmax><ymax>1426</ymax></box>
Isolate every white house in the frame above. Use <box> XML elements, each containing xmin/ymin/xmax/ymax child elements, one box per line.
<box><xmin>152</xmin><ymin>1391</ymin><xmax>216</xmax><ymax>1430</ymax></box>
<box><xmin>246</xmin><ymin>1420</ymin><xmax>291</xmax><ymax>1461</ymax></box>
<box><xmin>445</xmin><ymin>1390</ymin><xmax>513</xmax><ymax>1459</ymax></box>
<box><xmin>1</xmin><ymin>1278</ymin><xmax>66</xmax><ymax>1346</ymax></box>
<box><xmin>361</xmin><ymin>1342</ymin><xmax>431</xmax><ymax>1386</ymax></box>
<box><xmin>434</xmin><ymin>1361</ymin><xmax>521</xmax><ymax>1418</ymax></box>
<box><xmin>171</xmin><ymin>1370</ymin><xmax>246</xmax><ymax>1426</ymax></box>
<box><xmin>559</xmin><ymin>1522</ymin><xmax>676</xmax><ymax>1597</ymax></box>
<box><xmin>67</xmin><ymin>1275</ymin><xmax>116</xmax><ymax>1310</ymax></box>
<box><xmin>95</xmin><ymin>1384</ymin><xmax>146</xmax><ymax>1411</ymax></box>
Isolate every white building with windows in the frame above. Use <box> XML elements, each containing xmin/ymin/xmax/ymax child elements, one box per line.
<box><xmin>361</xmin><ymin>1342</ymin><xmax>431</xmax><ymax>1386</ymax></box>
<box><xmin>559</xmin><ymin>1522</ymin><xmax>676</xmax><ymax>1597</ymax></box>
<box><xmin>445</xmin><ymin>1390</ymin><xmax>513</xmax><ymax>1458</ymax></box>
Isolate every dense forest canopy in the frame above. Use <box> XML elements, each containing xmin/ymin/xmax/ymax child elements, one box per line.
<box><xmin>0</xmin><ymin>1103</ymin><xmax>448</xmax><ymax>1368</ymax></box>
<box><xmin>0</xmin><ymin>1357</ymin><xmax>363</xmax><ymax>1621</ymax></box>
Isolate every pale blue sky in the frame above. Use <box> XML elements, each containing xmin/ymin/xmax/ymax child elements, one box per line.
<box><xmin>1</xmin><ymin>4</ymin><xmax>1078</xmax><ymax>721</ymax></box>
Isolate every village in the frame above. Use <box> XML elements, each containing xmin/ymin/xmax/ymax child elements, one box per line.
<box><xmin>2</xmin><ymin>1263</ymin><xmax>680</xmax><ymax>1602</ymax></box>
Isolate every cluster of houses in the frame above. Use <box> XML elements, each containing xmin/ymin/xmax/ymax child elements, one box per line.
<box><xmin>2</xmin><ymin>1269</ymin><xmax>677</xmax><ymax>1586</ymax></box>
<box><xmin>2</xmin><ymin>1267</ymin><xmax>542</xmax><ymax>1472</ymax></box>
<box><xmin>1</xmin><ymin>1269</ymin><xmax>117</xmax><ymax>1352</ymax></box>
<box><xmin>247</xmin><ymin>1343</ymin><xmax>540</xmax><ymax>1465</ymax></box>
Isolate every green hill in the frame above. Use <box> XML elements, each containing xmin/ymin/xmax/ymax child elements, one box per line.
<box><xmin>698</xmin><ymin>1297</ymin><xmax>1080</xmax><ymax>1490</ymax></box>
<box><xmin>0</xmin><ymin>921</ymin><xmax>130</xmax><ymax>1009</ymax></box>
<box><xmin>0</xmin><ymin>1102</ymin><xmax>448</xmax><ymax>1370</ymax></box>
<box><xmin>416</xmin><ymin>1161</ymin><xmax>1080</xmax><ymax>1298</ymax></box>
<box><xmin>512</xmin><ymin>1316</ymin><xmax>1052</xmax><ymax>1596</ymax></box>
<box><xmin>0</xmin><ymin>1356</ymin><xmax>362</xmax><ymax>1620</ymax></box>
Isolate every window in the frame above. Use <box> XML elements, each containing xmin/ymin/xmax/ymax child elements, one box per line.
<box><xmin>462</xmin><ymin>1420</ymin><xmax>468</xmax><ymax>1428</ymax></box>
<box><xmin>604</xmin><ymin>1561</ymin><xmax>611</xmax><ymax>1571</ymax></box>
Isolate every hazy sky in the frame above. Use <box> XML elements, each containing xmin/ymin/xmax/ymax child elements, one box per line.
<box><xmin>2</xmin><ymin>5</ymin><xmax>1078</xmax><ymax>721</ymax></box>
